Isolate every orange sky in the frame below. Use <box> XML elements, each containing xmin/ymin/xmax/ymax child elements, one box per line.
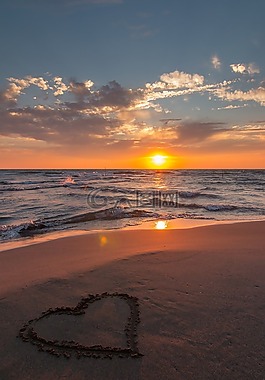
<box><xmin>1</xmin><ymin>144</ymin><xmax>264</xmax><ymax>169</ymax></box>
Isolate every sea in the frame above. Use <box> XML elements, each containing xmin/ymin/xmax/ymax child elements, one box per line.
<box><xmin>0</xmin><ymin>169</ymin><xmax>264</xmax><ymax>244</ymax></box>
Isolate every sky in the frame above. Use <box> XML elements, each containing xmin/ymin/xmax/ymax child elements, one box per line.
<box><xmin>0</xmin><ymin>0</ymin><xmax>265</xmax><ymax>169</ymax></box>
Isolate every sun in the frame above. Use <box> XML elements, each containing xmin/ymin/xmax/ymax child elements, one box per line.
<box><xmin>152</xmin><ymin>154</ymin><xmax>167</xmax><ymax>167</ymax></box>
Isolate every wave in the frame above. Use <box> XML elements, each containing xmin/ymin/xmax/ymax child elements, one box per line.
<box><xmin>204</xmin><ymin>204</ymin><xmax>238</xmax><ymax>212</ymax></box>
<box><xmin>13</xmin><ymin>170</ymin><xmax>44</xmax><ymax>175</ymax></box>
<box><xmin>0</xmin><ymin>184</ymin><xmax>70</xmax><ymax>192</ymax></box>
<box><xmin>179</xmin><ymin>203</ymin><xmax>261</xmax><ymax>212</ymax></box>
<box><xmin>179</xmin><ymin>191</ymin><xmax>220</xmax><ymax>199</ymax></box>
<box><xmin>62</xmin><ymin>207</ymin><xmax>156</xmax><ymax>225</ymax></box>
<box><xmin>0</xmin><ymin>207</ymin><xmax>157</xmax><ymax>239</ymax></box>
<box><xmin>1</xmin><ymin>169</ymin><xmax>264</xmax><ymax>242</ymax></box>
<box><xmin>44</xmin><ymin>171</ymin><xmax>64</xmax><ymax>175</ymax></box>
<box><xmin>4</xmin><ymin>179</ymin><xmax>56</xmax><ymax>185</ymax></box>
<box><xmin>176</xmin><ymin>212</ymin><xmax>214</xmax><ymax>220</ymax></box>
<box><xmin>0</xmin><ymin>216</ymin><xmax>12</xmax><ymax>222</ymax></box>
<box><xmin>1</xmin><ymin>182</ymin><xmax>223</xmax><ymax>200</ymax></box>
<box><xmin>86</xmin><ymin>186</ymin><xmax>136</xmax><ymax>195</ymax></box>
<box><xmin>113</xmin><ymin>170</ymin><xmax>139</xmax><ymax>175</ymax></box>
<box><xmin>0</xmin><ymin>221</ymin><xmax>50</xmax><ymax>240</ymax></box>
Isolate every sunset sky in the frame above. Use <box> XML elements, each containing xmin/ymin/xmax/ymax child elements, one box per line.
<box><xmin>1</xmin><ymin>0</ymin><xmax>265</xmax><ymax>169</ymax></box>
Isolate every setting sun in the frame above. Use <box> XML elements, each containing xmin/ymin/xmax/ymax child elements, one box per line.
<box><xmin>152</xmin><ymin>155</ymin><xmax>167</xmax><ymax>167</ymax></box>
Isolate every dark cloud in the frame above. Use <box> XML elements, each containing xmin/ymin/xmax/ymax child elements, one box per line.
<box><xmin>0</xmin><ymin>106</ymin><xmax>121</xmax><ymax>146</ymax></box>
<box><xmin>67</xmin><ymin>80</ymin><xmax>144</xmax><ymax>111</ymax></box>
<box><xmin>0</xmin><ymin>90</ymin><xmax>16</xmax><ymax>108</ymax></box>
<box><xmin>176</xmin><ymin>122</ymin><xmax>228</xmax><ymax>143</ymax></box>
<box><xmin>69</xmin><ymin>80</ymin><xmax>92</xmax><ymax>101</ymax></box>
<box><xmin>94</xmin><ymin>81</ymin><xmax>143</xmax><ymax>108</ymax></box>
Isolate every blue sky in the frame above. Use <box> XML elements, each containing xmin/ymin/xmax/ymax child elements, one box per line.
<box><xmin>0</xmin><ymin>0</ymin><xmax>265</xmax><ymax>168</ymax></box>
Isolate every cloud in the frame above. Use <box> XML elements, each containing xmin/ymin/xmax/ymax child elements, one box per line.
<box><xmin>0</xmin><ymin>78</ymin><xmax>147</xmax><ymax>149</ymax></box>
<box><xmin>0</xmin><ymin>69</ymin><xmax>226</xmax><ymax>114</ymax></box>
<box><xmin>68</xmin><ymin>79</ymin><xmax>94</xmax><ymax>100</ymax></box>
<box><xmin>0</xmin><ymin>68</ymin><xmax>264</xmax><ymax>157</ymax></box>
<box><xmin>27</xmin><ymin>77</ymin><xmax>50</xmax><ymax>91</ymax></box>
<box><xmin>0</xmin><ymin>105</ymin><xmax>119</xmax><ymax>147</ymax></box>
<box><xmin>0</xmin><ymin>84</ymin><xmax>25</xmax><ymax>106</ymax></box>
<box><xmin>216</xmin><ymin>104</ymin><xmax>248</xmax><ymax>110</ymax></box>
<box><xmin>147</xmin><ymin>69</ymin><xmax>204</xmax><ymax>91</ymax></box>
<box><xmin>0</xmin><ymin>91</ymin><xmax>15</xmax><ymax>108</ymax></box>
<box><xmin>164</xmin><ymin>121</ymin><xmax>265</xmax><ymax>154</ymax></box>
<box><xmin>230</xmin><ymin>63</ymin><xmax>260</xmax><ymax>75</ymax></box>
<box><xmin>66</xmin><ymin>80</ymin><xmax>145</xmax><ymax>113</ymax></box>
<box><xmin>3</xmin><ymin>78</ymin><xmax>31</xmax><ymax>103</ymax></box>
<box><xmin>8</xmin><ymin>76</ymin><xmax>50</xmax><ymax>91</ymax></box>
<box><xmin>93</xmin><ymin>81</ymin><xmax>144</xmax><ymax>109</ymax></box>
<box><xmin>214</xmin><ymin>86</ymin><xmax>265</xmax><ymax>106</ymax></box>
<box><xmin>53</xmin><ymin>77</ymin><xmax>68</xmax><ymax>96</ymax></box>
<box><xmin>231</xmin><ymin>124</ymin><xmax>265</xmax><ymax>133</ymax></box>
<box><xmin>176</xmin><ymin>122</ymin><xmax>228</xmax><ymax>144</ymax></box>
<box><xmin>2</xmin><ymin>76</ymin><xmax>50</xmax><ymax>104</ymax></box>
<box><xmin>161</xmin><ymin>70</ymin><xmax>204</xmax><ymax>88</ymax></box>
<box><xmin>143</xmin><ymin>78</ymin><xmax>234</xmax><ymax>113</ymax></box>
<box><xmin>211</xmin><ymin>55</ymin><xmax>221</xmax><ymax>70</ymax></box>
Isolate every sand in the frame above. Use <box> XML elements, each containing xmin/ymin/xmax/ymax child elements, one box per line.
<box><xmin>0</xmin><ymin>221</ymin><xmax>265</xmax><ymax>379</ymax></box>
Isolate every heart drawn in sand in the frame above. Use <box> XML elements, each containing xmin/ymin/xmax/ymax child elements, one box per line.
<box><xmin>18</xmin><ymin>292</ymin><xmax>143</xmax><ymax>359</ymax></box>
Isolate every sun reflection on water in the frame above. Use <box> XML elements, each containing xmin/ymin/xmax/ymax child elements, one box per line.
<box><xmin>155</xmin><ymin>220</ymin><xmax>168</xmax><ymax>230</ymax></box>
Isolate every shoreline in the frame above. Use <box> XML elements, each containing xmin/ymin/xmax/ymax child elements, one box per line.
<box><xmin>0</xmin><ymin>219</ymin><xmax>264</xmax><ymax>297</ymax></box>
<box><xmin>1</xmin><ymin>217</ymin><xmax>264</xmax><ymax>253</ymax></box>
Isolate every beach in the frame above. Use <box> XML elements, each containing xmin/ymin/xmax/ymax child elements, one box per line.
<box><xmin>0</xmin><ymin>221</ymin><xmax>265</xmax><ymax>379</ymax></box>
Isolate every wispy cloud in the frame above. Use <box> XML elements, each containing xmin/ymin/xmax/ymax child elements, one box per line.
<box><xmin>211</xmin><ymin>55</ymin><xmax>221</xmax><ymax>70</ymax></box>
<box><xmin>216</xmin><ymin>104</ymin><xmax>249</xmax><ymax>110</ymax></box>
<box><xmin>214</xmin><ymin>86</ymin><xmax>265</xmax><ymax>106</ymax></box>
<box><xmin>230</xmin><ymin>63</ymin><xmax>260</xmax><ymax>75</ymax></box>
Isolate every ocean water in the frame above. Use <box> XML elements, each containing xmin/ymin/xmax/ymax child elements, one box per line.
<box><xmin>0</xmin><ymin>169</ymin><xmax>264</xmax><ymax>242</ymax></box>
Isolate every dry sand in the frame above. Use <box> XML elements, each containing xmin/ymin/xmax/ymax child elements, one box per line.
<box><xmin>0</xmin><ymin>221</ymin><xmax>265</xmax><ymax>379</ymax></box>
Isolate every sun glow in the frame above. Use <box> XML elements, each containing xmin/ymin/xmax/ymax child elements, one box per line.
<box><xmin>151</xmin><ymin>154</ymin><xmax>167</xmax><ymax>167</ymax></box>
